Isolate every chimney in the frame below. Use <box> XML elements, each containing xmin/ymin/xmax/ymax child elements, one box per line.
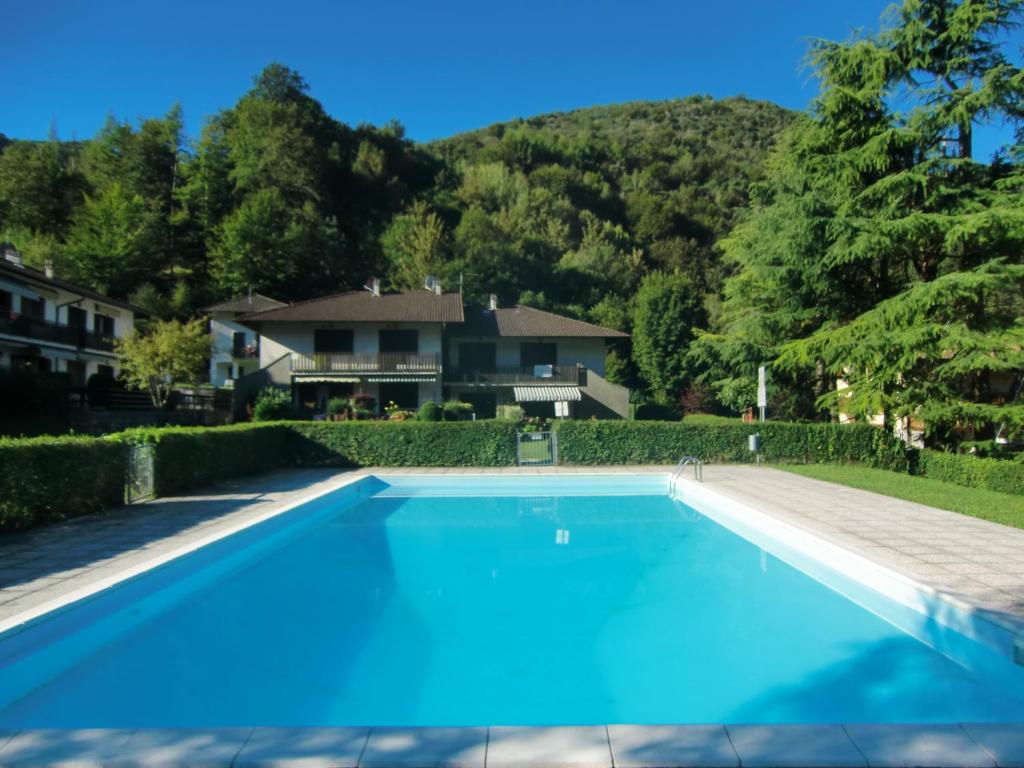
<box><xmin>488</xmin><ymin>294</ymin><xmax>498</xmax><ymax>311</ymax></box>
<box><xmin>1</xmin><ymin>243</ymin><xmax>22</xmax><ymax>267</ymax></box>
<box><xmin>366</xmin><ymin>277</ymin><xmax>381</xmax><ymax>297</ymax></box>
<box><xmin>44</xmin><ymin>260</ymin><xmax>55</xmax><ymax>279</ymax></box>
<box><xmin>433</xmin><ymin>281</ymin><xmax>442</xmax><ymax>296</ymax></box>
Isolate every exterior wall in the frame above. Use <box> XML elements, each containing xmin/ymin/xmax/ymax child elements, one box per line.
<box><xmin>209</xmin><ymin>313</ymin><xmax>261</xmax><ymax>387</ymax></box>
<box><xmin>446</xmin><ymin>336</ymin><xmax>607</xmax><ymax>375</ymax></box>
<box><xmin>0</xmin><ymin>273</ymin><xmax>134</xmax><ymax>379</ymax></box>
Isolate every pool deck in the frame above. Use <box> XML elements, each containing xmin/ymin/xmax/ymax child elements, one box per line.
<box><xmin>1</xmin><ymin>464</ymin><xmax>1023</xmax><ymax>767</ymax></box>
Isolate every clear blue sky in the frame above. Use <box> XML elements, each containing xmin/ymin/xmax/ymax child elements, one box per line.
<box><xmin>1</xmin><ymin>0</ymin><xmax>1015</xmax><ymax>158</ymax></box>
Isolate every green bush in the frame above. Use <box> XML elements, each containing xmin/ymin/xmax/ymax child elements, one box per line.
<box><xmin>418</xmin><ymin>400</ymin><xmax>442</xmax><ymax>421</ymax></box>
<box><xmin>325</xmin><ymin>397</ymin><xmax>349</xmax><ymax>417</ymax></box>
<box><xmin>915</xmin><ymin>449</ymin><xmax>1024</xmax><ymax>496</ymax></box>
<box><xmin>290</xmin><ymin>421</ymin><xmax>517</xmax><ymax>466</ymax></box>
<box><xmin>442</xmin><ymin>399</ymin><xmax>474</xmax><ymax>421</ymax></box>
<box><xmin>122</xmin><ymin>423</ymin><xmax>295</xmax><ymax>496</ymax></box>
<box><xmin>496</xmin><ymin>404</ymin><xmax>525</xmax><ymax>422</ymax></box>
<box><xmin>553</xmin><ymin>416</ymin><xmax>909</xmax><ymax>469</ymax></box>
<box><xmin>252</xmin><ymin>387</ymin><xmax>293</xmax><ymax>421</ymax></box>
<box><xmin>0</xmin><ymin>435</ymin><xmax>127</xmax><ymax>531</ymax></box>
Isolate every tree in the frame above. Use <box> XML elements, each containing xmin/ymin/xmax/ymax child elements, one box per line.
<box><xmin>116</xmin><ymin>319</ymin><xmax>211</xmax><ymax>408</ymax></box>
<box><xmin>381</xmin><ymin>201</ymin><xmax>448</xmax><ymax>291</ymax></box>
<box><xmin>632</xmin><ymin>271</ymin><xmax>706</xmax><ymax>402</ymax></box>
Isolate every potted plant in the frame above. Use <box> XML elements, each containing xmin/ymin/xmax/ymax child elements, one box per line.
<box><xmin>326</xmin><ymin>397</ymin><xmax>349</xmax><ymax>421</ymax></box>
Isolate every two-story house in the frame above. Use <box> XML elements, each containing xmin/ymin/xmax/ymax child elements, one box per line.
<box><xmin>235</xmin><ymin>282</ymin><xmax>631</xmax><ymax>419</ymax></box>
<box><xmin>444</xmin><ymin>297</ymin><xmax>630</xmax><ymax>418</ymax></box>
<box><xmin>0</xmin><ymin>243</ymin><xmax>139</xmax><ymax>385</ymax></box>
<box><xmin>240</xmin><ymin>280</ymin><xmax>462</xmax><ymax>413</ymax></box>
<box><xmin>205</xmin><ymin>293</ymin><xmax>287</xmax><ymax>387</ymax></box>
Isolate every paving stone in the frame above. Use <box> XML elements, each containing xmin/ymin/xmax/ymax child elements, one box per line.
<box><xmin>725</xmin><ymin>725</ymin><xmax>866</xmax><ymax>767</ymax></box>
<box><xmin>106</xmin><ymin>728</ymin><xmax>252</xmax><ymax>768</ymax></box>
<box><xmin>233</xmin><ymin>727</ymin><xmax>369</xmax><ymax>768</ymax></box>
<box><xmin>0</xmin><ymin>729</ymin><xmax>135</xmax><ymax>768</ymax></box>
<box><xmin>358</xmin><ymin>727</ymin><xmax>486</xmax><ymax>768</ymax></box>
<box><xmin>961</xmin><ymin>723</ymin><xmax>1024</xmax><ymax>768</ymax></box>
<box><xmin>843</xmin><ymin>724</ymin><xmax>995</xmax><ymax>768</ymax></box>
<box><xmin>608</xmin><ymin>725</ymin><xmax>738</xmax><ymax>767</ymax></box>
<box><xmin>486</xmin><ymin>727</ymin><xmax>612</xmax><ymax>768</ymax></box>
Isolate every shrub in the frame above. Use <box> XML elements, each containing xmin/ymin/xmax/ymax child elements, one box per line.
<box><xmin>325</xmin><ymin>397</ymin><xmax>349</xmax><ymax>417</ymax></box>
<box><xmin>496</xmin><ymin>404</ymin><xmax>525</xmax><ymax>422</ymax></box>
<box><xmin>632</xmin><ymin>402</ymin><xmax>681</xmax><ymax>421</ymax></box>
<box><xmin>553</xmin><ymin>416</ymin><xmax>909</xmax><ymax>469</ymax></box>
<box><xmin>418</xmin><ymin>400</ymin><xmax>442</xmax><ymax>421</ymax></box>
<box><xmin>0</xmin><ymin>435</ymin><xmax>126</xmax><ymax>531</ymax></box>
<box><xmin>252</xmin><ymin>387</ymin><xmax>293</xmax><ymax>421</ymax></box>
<box><xmin>914</xmin><ymin>449</ymin><xmax>1024</xmax><ymax>496</ymax></box>
<box><xmin>290</xmin><ymin>421</ymin><xmax>517</xmax><ymax>466</ymax></box>
<box><xmin>122</xmin><ymin>423</ymin><xmax>295</xmax><ymax>496</ymax></box>
<box><xmin>442</xmin><ymin>399</ymin><xmax>474</xmax><ymax>421</ymax></box>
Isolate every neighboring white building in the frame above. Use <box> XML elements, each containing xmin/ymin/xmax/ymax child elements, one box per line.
<box><xmin>0</xmin><ymin>243</ymin><xmax>140</xmax><ymax>385</ymax></box>
<box><xmin>204</xmin><ymin>293</ymin><xmax>286</xmax><ymax>387</ymax></box>
<box><xmin>237</xmin><ymin>283</ymin><xmax>631</xmax><ymax>419</ymax></box>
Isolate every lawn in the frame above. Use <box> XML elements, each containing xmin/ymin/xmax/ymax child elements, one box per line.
<box><xmin>777</xmin><ymin>463</ymin><xmax>1024</xmax><ymax>531</ymax></box>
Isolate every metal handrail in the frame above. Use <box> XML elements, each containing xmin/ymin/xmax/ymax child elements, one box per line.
<box><xmin>669</xmin><ymin>455</ymin><xmax>703</xmax><ymax>494</ymax></box>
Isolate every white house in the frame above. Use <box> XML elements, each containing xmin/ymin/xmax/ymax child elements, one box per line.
<box><xmin>0</xmin><ymin>243</ymin><xmax>140</xmax><ymax>385</ymax></box>
<box><xmin>205</xmin><ymin>293</ymin><xmax>286</xmax><ymax>387</ymax></box>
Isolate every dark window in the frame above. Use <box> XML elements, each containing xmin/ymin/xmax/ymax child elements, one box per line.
<box><xmin>0</xmin><ymin>290</ymin><xmax>11</xmax><ymax>314</ymax></box>
<box><xmin>232</xmin><ymin>331</ymin><xmax>248</xmax><ymax>356</ymax></box>
<box><xmin>460</xmin><ymin>392</ymin><xmax>496</xmax><ymax>419</ymax></box>
<box><xmin>379</xmin><ymin>382</ymin><xmax>419</xmax><ymax>411</ymax></box>
<box><xmin>94</xmin><ymin>313</ymin><xmax>115</xmax><ymax>336</ymax></box>
<box><xmin>97</xmin><ymin>364</ymin><xmax>114</xmax><ymax>378</ymax></box>
<box><xmin>313</xmin><ymin>329</ymin><xmax>353</xmax><ymax>354</ymax></box>
<box><xmin>67</xmin><ymin>306</ymin><xmax>87</xmax><ymax>329</ymax></box>
<box><xmin>20</xmin><ymin>296</ymin><xmax>44</xmax><ymax>319</ymax></box>
<box><xmin>379</xmin><ymin>329</ymin><xmax>418</xmax><ymax>353</ymax></box>
<box><xmin>520</xmin><ymin>342</ymin><xmax>557</xmax><ymax>368</ymax></box>
<box><xmin>67</xmin><ymin>360</ymin><xmax>87</xmax><ymax>387</ymax></box>
<box><xmin>459</xmin><ymin>342</ymin><xmax>496</xmax><ymax>371</ymax></box>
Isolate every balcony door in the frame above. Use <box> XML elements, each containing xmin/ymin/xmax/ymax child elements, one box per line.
<box><xmin>520</xmin><ymin>342</ymin><xmax>557</xmax><ymax>369</ymax></box>
<box><xmin>313</xmin><ymin>329</ymin><xmax>353</xmax><ymax>354</ymax></box>
<box><xmin>67</xmin><ymin>306</ymin><xmax>87</xmax><ymax>329</ymax></box>
<box><xmin>94</xmin><ymin>313</ymin><xmax>114</xmax><ymax>337</ymax></box>
<box><xmin>379</xmin><ymin>329</ymin><xmax>418</xmax><ymax>354</ymax></box>
<box><xmin>459</xmin><ymin>342</ymin><xmax>496</xmax><ymax>372</ymax></box>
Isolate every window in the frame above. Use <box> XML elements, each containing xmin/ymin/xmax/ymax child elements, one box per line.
<box><xmin>94</xmin><ymin>313</ymin><xmax>115</xmax><ymax>337</ymax></box>
<box><xmin>20</xmin><ymin>296</ymin><xmax>45</xmax><ymax>319</ymax></box>
<box><xmin>66</xmin><ymin>360</ymin><xmax>87</xmax><ymax>387</ymax></box>
<box><xmin>0</xmin><ymin>290</ymin><xmax>10</xmax><ymax>315</ymax></box>
<box><xmin>379</xmin><ymin>382</ymin><xmax>419</xmax><ymax>411</ymax></box>
<box><xmin>232</xmin><ymin>331</ymin><xmax>248</xmax><ymax>356</ymax></box>
<box><xmin>313</xmin><ymin>329</ymin><xmax>353</xmax><ymax>354</ymax></box>
<box><xmin>458</xmin><ymin>342</ymin><xmax>496</xmax><ymax>371</ymax></box>
<box><xmin>97</xmin><ymin>364</ymin><xmax>114</xmax><ymax>378</ymax></box>
<box><xmin>520</xmin><ymin>342</ymin><xmax>557</xmax><ymax>368</ymax></box>
<box><xmin>379</xmin><ymin>329</ymin><xmax>418</xmax><ymax>353</ymax></box>
<box><xmin>67</xmin><ymin>306</ymin><xmax>87</xmax><ymax>329</ymax></box>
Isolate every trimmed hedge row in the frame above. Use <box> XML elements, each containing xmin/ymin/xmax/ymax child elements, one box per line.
<box><xmin>290</xmin><ymin>421</ymin><xmax>518</xmax><ymax>467</ymax></box>
<box><xmin>553</xmin><ymin>417</ymin><xmax>909</xmax><ymax>470</ymax></box>
<box><xmin>916</xmin><ymin>449</ymin><xmax>1024</xmax><ymax>496</ymax></box>
<box><xmin>0</xmin><ymin>435</ymin><xmax>127</xmax><ymax>531</ymax></box>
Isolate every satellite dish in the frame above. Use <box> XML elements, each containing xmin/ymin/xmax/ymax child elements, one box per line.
<box><xmin>424</xmin><ymin>275</ymin><xmax>440</xmax><ymax>291</ymax></box>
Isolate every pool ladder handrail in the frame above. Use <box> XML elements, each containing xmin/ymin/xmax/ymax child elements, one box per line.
<box><xmin>669</xmin><ymin>455</ymin><xmax>703</xmax><ymax>494</ymax></box>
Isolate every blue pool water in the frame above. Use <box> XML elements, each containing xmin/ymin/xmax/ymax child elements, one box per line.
<box><xmin>1</xmin><ymin>475</ymin><xmax>1023</xmax><ymax>727</ymax></box>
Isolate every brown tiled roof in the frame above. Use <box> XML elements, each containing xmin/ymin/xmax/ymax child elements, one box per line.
<box><xmin>204</xmin><ymin>293</ymin><xmax>287</xmax><ymax>314</ymax></box>
<box><xmin>241</xmin><ymin>291</ymin><xmax>465</xmax><ymax>324</ymax></box>
<box><xmin>0</xmin><ymin>258</ymin><xmax>145</xmax><ymax>314</ymax></box>
<box><xmin>458</xmin><ymin>305</ymin><xmax>629</xmax><ymax>338</ymax></box>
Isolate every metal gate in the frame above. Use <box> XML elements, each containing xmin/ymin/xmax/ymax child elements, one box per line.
<box><xmin>517</xmin><ymin>431</ymin><xmax>557</xmax><ymax>466</ymax></box>
<box><xmin>125</xmin><ymin>442</ymin><xmax>155</xmax><ymax>504</ymax></box>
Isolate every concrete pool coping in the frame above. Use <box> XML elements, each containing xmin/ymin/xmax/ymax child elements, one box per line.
<box><xmin>2</xmin><ymin>466</ymin><xmax>1024</xmax><ymax>766</ymax></box>
<box><xmin>1</xmin><ymin>723</ymin><xmax>1024</xmax><ymax>767</ymax></box>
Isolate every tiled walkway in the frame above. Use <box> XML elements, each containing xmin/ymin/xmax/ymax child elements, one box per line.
<box><xmin>2</xmin><ymin>464</ymin><xmax>1023</xmax><ymax>628</ymax></box>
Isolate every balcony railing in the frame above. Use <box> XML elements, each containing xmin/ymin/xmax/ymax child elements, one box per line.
<box><xmin>291</xmin><ymin>352</ymin><xmax>441</xmax><ymax>374</ymax></box>
<box><xmin>444</xmin><ymin>365</ymin><xmax>582</xmax><ymax>385</ymax></box>
<box><xmin>0</xmin><ymin>313</ymin><xmax>116</xmax><ymax>351</ymax></box>
<box><xmin>232</xmin><ymin>343</ymin><xmax>259</xmax><ymax>359</ymax></box>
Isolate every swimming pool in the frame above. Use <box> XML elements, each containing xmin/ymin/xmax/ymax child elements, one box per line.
<box><xmin>0</xmin><ymin>473</ymin><xmax>1022</xmax><ymax>728</ymax></box>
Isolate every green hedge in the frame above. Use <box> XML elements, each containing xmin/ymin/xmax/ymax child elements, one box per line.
<box><xmin>122</xmin><ymin>423</ymin><xmax>295</xmax><ymax>497</ymax></box>
<box><xmin>553</xmin><ymin>416</ymin><xmax>909</xmax><ymax>469</ymax></box>
<box><xmin>0</xmin><ymin>435</ymin><xmax>127</xmax><ymax>531</ymax></box>
<box><xmin>290</xmin><ymin>420</ymin><xmax>518</xmax><ymax>467</ymax></box>
<box><xmin>915</xmin><ymin>449</ymin><xmax>1024</xmax><ymax>496</ymax></box>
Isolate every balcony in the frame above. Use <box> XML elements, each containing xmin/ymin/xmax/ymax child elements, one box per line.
<box><xmin>291</xmin><ymin>352</ymin><xmax>441</xmax><ymax>375</ymax></box>
<box><xmin>444</xmin><ymin>365</ymin><xmax>583</xmax><ymax>386</ymax></box>
<box><xmin>232</xmin><ymin>342</ymin><xmax>259</xmax><ymax>359</ymax></box>
<box><xmin>0</xmin><ymin>313</ymin><xmax>116</xmax><ymax>352</ymax></box>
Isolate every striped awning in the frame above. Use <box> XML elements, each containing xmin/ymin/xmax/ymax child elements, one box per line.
<box><xmin>513</xmin><ymin>385</ymin><xmax>581</xmax><ymax>402</ymax></box>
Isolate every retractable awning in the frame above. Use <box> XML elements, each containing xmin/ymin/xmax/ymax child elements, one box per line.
<box><xmin>291</xmin><ymin>376</ymin><xmax>361</xmax><ymax>383</ymax></box>
<box><xmin>513</xmin><ymin>385</ymin><xmax>581</xmax><ymax>402</ymax></box>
